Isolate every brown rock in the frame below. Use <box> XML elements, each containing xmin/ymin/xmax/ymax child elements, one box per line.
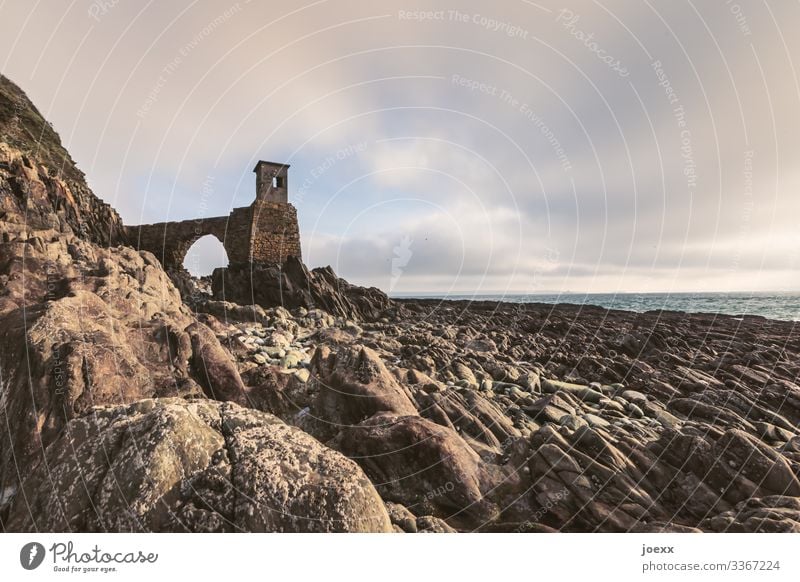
<box><xmin>5</xmin><ymin>399</ymin><xmax>392</xmax><ymax>532</ymax></box>
<box><xmin>714</xmin><ymin>429</ymin><xmax>800</xmax><ymax>497</ymax></box>
<box><xmin>212</xmin><ymin>256</ymin><xmax>392</xmax><ymax>321</ymax></box>
<box><xmin>187</xmin><ymin>321</ymin><xmax>246</xmax><ymax>402</ymax></box>
<box><xmin>310</xmin><ymin>344</ymin><xmax>418</xmax><ymax>437</ymax></box>
<box><xmin>336</xmin><ymin>413</ymin><xmax>500</xmax><ymax>525</ymax></box>
<box><xmin>0</xmin><ymin>232</ymin><xmax>244</xmax><ymax>499</ymax></box>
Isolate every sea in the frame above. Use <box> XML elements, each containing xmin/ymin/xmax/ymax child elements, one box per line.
<box><xmin>391</xmin><ymin>292</ymin><xmax>800</xmax><ymax>322</ymax></box>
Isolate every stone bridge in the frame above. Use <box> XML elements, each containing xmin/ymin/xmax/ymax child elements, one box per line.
<box><xmin>126</xmin><ymin>161</ymin><xmax>302</xmax><ymax>270</ymax></box>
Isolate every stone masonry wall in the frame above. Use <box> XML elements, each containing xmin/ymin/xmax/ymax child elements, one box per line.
<box><xmin>249</xmin><ymin>201</ymin><xmax>301</xmax><ymax>264</ymax></box>
<box><xmin>125</xmin><ymin>215</ymin><xmax>236</xmax><ymax>269</ymax></box>
<box><xmin>125</xmin><ymin>201</ymin><xmax>301</xmax><ymax>270</ymax></box>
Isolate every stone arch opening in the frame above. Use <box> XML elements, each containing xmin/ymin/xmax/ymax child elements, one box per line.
<box><xmin>182</xmin><ymin>234</ymin><xmax>229</xmax><ymax>276</ymax></box>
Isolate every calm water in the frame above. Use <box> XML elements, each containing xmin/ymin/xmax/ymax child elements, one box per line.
<box><xmin>393</xmin><ymin>292</ymin><xmax>800</xmax><ymax>322</ymax></box>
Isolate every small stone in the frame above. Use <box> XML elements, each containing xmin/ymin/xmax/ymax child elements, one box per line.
<box><xmin>281</xmin><ymin>351</ymin><xmax>304</xmax><ymax>369</ymax></box>
<box><xmin>621</xmin><ymin>390</ymin><xmax>648</xmax><ymax>405</ymax></box>
<box><xmin>628</xmin><ymin>403</ymin><xmax>644</xmax><ymax>418</ymax></box>
<box><xmin>559</xmin><ymin>414</ymin><xmax>588</xmax><ymax>431</ymax></box>
<box><xmin>421</xmin><ymin>382</ymin><xmax>443</xmax><ymax>394</ymax></box>
<box><xmin>542</xmin><ymin>379</ymin><xmax>604</xmax><ymax>403</ymax></box>
<box><xmin>520</xmin><ymin>372</ymin><xmax>541</xmax><ymax>393</ymax></box>
<box><xmin>598</xmin><ymin>397</ymin><xmax>625</xmax><ymax>413</ymax></box>
<box><xmin>343</xmin><ymin>321</ymin><xmax>363</xmax><ymax>335</ymax></box>
<box><xmin>584</xmin><ymin>414</ymin><xmax>611</xmax><ymax>428</ymax></box>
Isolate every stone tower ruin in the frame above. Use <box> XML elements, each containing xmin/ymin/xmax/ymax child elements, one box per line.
<box><xmin>253</xmin><ymin>160</ymin><xmax>289</xmax><ymax>203</ymax></box>
<box><xmin>126</xmin><ymin>160</ymin><xmax>302</xmax><ymax>270</ymax></box>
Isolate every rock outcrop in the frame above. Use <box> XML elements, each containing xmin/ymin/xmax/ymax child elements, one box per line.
<box><xmin>5</xmin><ymin>398</ymin><xmax>392</xmax><ymax>532</ymax></box>
<box><xmin>183</xmin><ymin>295</ymin><xmax>800</xmax><ymax>532</ymax></box>
<box><xmin>0</xmin><ymin>76</ymin><xmax>125</xmax><ymax>245</ymax></box>
<box><xmin>0</xmin><ymin>228</ymin><xmax>252</xmax><ymax>499</ymax></box>
<box><xmin>212</xmin><ymin>256</ymin><xmax>392</xmax><ymax>321</ymax></box>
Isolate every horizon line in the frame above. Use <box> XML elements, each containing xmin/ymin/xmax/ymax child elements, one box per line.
<box><xmin>389</xmin><ymin>289</ymin><xmax>800</xmax><ymax>296</ymax></box>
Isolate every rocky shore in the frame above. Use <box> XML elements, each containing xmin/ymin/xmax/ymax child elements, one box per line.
<box><xmin>1</xmin><ymin>75</ymin><xmax>799</xmax><ymax>533</ymax></box>
<box><xmin>163</xmin><ymin>296</ymin><xmax>800</xmax><ymax>532</ymax></box>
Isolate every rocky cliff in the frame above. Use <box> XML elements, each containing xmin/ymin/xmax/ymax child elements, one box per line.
<box><xmin>211</xmin><ymin>256</ymin><xmax>393</xmax><ymax>321</ymax></box>
<box><xmin>0</xmin><ymin>75</ymin><xmax>126</xmax><ymax>245</ymax></box>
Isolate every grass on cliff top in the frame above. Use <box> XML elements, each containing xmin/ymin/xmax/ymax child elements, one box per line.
<box><xmin>0</xmin><ymin>74</ymin><xmax>86</xmax><ymax>184</ymax></box>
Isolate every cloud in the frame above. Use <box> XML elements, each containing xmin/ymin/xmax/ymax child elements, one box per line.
<box><xmin>1</xmin><ymin>0</ymin><xmax>798</xmax><ymax>291</ymax></box>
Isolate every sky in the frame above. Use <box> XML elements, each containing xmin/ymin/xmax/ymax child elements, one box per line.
<box><xmin>1</xmin><ymin>0</ymin><xmax>799</xmax><ymax>294</ymax></box>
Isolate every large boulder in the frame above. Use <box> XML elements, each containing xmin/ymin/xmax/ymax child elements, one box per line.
<box><xmin>211</xmin><ymin>256</ymin><xmax>392</xmax><ymax>321</ymax></box>
<box><xmin>0</xmin><ymin>230</ymin><xmax>247</xmax><ymax>501</ymax></box>
<box><xmin>4</xmin><ymin>399</ymin><xmax>393</xmax><ymax>532</ymax></box>
<box><xmin>335</xmin><ymin>413</ymin><xmax>500</xmax><ymax>525</ymax></box>
<box><xmin>711</xmin><ymin>429</ymin><xmax>800</xmax><ymax>499</ymax></box>
<box><xmin>308</xmin><ymin>344</ymin><xmax>418</xmax><ymax>438</ymax></box>
<box><xmin>186</xmin><ymin>321</ymin><xmax>247</xmax><ymax>402</ymax></box>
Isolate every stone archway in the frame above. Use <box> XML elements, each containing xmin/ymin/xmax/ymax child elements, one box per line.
<box><xmin>182</xmin><ymin>233</ymin><xmax>229</xmax><ymax>276</ymax></box>
<box><xmin>127</xmin><ymin>215</ymin><xmax>241</xmax><ymax>270</ymax></box>
<box><xmin>125</xmin><ymin>160</ymin><xmax>302</xmax><ymax>270</ymax></box>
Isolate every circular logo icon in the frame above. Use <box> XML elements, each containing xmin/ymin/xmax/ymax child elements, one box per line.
<box><xmin>20</xmin><ymin>542</ymin><xmax>46</xmax><ymax>570</ymax></box>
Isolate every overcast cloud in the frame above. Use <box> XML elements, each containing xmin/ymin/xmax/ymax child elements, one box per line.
<box><xmin>1</xmin><ymin>0</ymin><xmax>798</xmax><ymax>293</ymax></box>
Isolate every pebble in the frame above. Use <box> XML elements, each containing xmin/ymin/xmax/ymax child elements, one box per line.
<box><xmin>584</xmin><ymin>414</ymin><xmax>611</xmax><ymax>428</ymax></box>
<box><xmin>560</xmin><ymin>414</ymin><xmax>589</xmax><ymax>431</ymax></box>
<box><xmin>627</xmin><ymin>403</ymin><xmax>644</xmax><ymax>418</ymax></box>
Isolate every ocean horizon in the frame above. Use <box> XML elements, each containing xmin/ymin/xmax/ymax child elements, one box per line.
<box><xmin>390</xmin><ymin>291</ymin><xmax>800</xmax><ymax>322</ymax></box>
